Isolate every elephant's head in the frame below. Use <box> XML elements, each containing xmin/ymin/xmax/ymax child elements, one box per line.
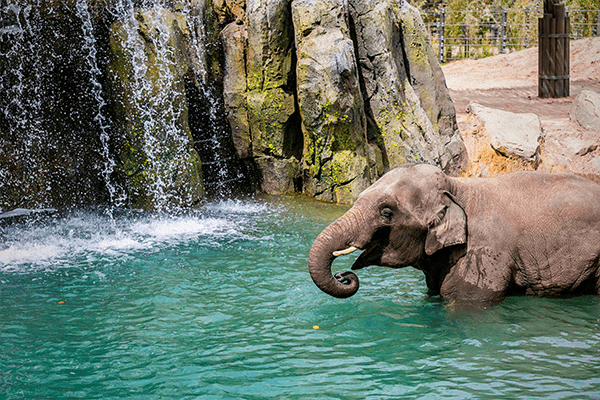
<box><xmin>308</xmin><ymin>164</ymin><xmax>468</xmax><ymax>298</ymax></box>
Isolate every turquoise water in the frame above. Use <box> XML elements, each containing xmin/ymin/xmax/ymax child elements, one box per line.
<box><xmin>1</xmin><ymin>197</ymin><xmax>599</xmax><ymax>399</ymax></box>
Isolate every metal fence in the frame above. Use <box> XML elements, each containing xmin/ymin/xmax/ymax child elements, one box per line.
<box><xmin>422</xmin><ymin>8</ymin><xmax>600</xmax><ymax>62</ymax></box>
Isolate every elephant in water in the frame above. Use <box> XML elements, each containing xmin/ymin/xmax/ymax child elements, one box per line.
<box><xmin>308</xmin><ymin>164</ymin><xmax>600</xmax><ymax>305</ymax></box>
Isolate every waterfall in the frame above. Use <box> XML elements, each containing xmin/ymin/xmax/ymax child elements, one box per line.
<box><xmin>1</xmin><ymin>0</ymin><xmax>115</xmax><ymax>210</ymax></box>
<box><xmin>0</xmin><ymin>1</ymin><xmax>49</xmax><ymax>209</ymax></box>
<box><xmin>112</xmin><ymin>0</ymin><xmax>193</xmax><ymax>210</ymax></box>
<box><xmin>75</xmin><ymin>0</ymin><xmax>125</xmax><ymax>207</ymax></box>
<box><xmin>183</xmin><ymin>5</ymin><xmax>249</xmax><ymax>199</ymax></box>
<box><xmin>0</xmin><ymin>0</ymin><xmax>249</xmax><ymax>213</ymax></box>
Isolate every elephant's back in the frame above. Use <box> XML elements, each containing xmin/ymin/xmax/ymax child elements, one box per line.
<box><xmin>498</xmin><ymin>172</ymin><xmax>600</xmax><ymax>295</ymax></box>
<box><xmin>453</xmin><ymin>171</ymin><xmax>600</xmax><ymax>229</ymax></box>
<box><xmin>494</xmin><ymin>171</ymin><xmax>600</xmax><ymax>216</ymax></box>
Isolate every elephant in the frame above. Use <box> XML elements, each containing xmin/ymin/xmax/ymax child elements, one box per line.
<box><xmin>308</xmin><ymin>164</ymin><xmax>600</xmax><ymax>305</ymax></box>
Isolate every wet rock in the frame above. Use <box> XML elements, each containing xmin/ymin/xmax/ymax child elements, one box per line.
<box><xmin>0</xmin><ymin>208</ymin><xmax>58</xmax><ymax>222</ymax></box>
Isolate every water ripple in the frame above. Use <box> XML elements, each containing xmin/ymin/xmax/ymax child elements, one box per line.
<box><xmin>1</xmin><ymin>198</ymin><xmax>600</xmax><ymax>399</ymax></box>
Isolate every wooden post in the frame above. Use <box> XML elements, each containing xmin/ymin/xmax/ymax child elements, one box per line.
<box><xmin>538</xmin><ymin>0</ymin><xmax>570</xmax><ymax>98</ymax></box>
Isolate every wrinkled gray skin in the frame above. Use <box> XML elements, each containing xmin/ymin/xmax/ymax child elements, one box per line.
<box><xmin>308</xmin><ymin>164</ymin><xmax>600</xmax><ymax>305</ymax></box>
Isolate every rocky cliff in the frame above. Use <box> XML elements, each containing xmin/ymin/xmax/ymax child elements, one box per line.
<box><xmin>0</xmin><ymin>0</ymin><xmax>467</xmax><ymax>211</ymax></box>
<box><xmin>218</xmin><ymin>0</ymin><xmax>468</xmax><ymax>203</ymax></box>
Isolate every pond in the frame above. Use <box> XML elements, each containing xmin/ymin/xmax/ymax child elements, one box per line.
<box><xmin>1</xmin><ymin>197</ymin><xmax>599</xmax><ymax>399</ymax></box>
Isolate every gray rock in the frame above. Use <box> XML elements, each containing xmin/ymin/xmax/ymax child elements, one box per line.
<box><xmin>467</xmin><ymin>102</ymin><xmax>542</xmax><ymax>162</ymax></box>
<box><xmin>255</xmin><ymin>156</ymin><xmax>301</xmax><ymax>195</ymax></box>
<box><xmin>350</xmin><ymin>0</ymin><xmax>467</xmax><ymax>174</ymax></box>
<box><xmin>292</xmin><ymin>0</ymin><xmax>378</xmax><ymax>203</ymax></box>
<box><xmin>246</xmin><ymin>0</ymin><xmax>297</xmax><ymax>159</ymax></box>
<box><xmin>217</xmin><ymin>0</ymin><xmax>469</xmax><ymax>202</ymax></box>
<box><xmin>221</xmin><ymin>22</ymin><xmax>251</xmax><ymax>159</ymax></box>
<box><xmin>570</xmin><ymin>89</ymin><xmax>600</xmax><ymax>132</ymax></box>
<box><xmin>0</xmin><ymin>208</ymin><xmax>57</xmax><ymax>220</ymax></box>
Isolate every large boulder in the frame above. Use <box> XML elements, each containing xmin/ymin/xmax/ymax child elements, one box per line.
<box><xmin>292</xmin><ymin>0</ymin><xmax>381</xmax><ymax>203</ymax></box>
<box><xmin>466</xmin><ymin>102</ymin><xmax>542</xmax><ymax>163</ymax></box>
<box><xmin>351</xmin><ymin>0</ymin><xmax>466</xmax><ymax>173</ymax></box>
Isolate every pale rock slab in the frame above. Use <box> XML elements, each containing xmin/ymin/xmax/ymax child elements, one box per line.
<box><xmin>467</xmin><ymin>102</ymin><xmax>542</xmax><ymax>162</ymax></box>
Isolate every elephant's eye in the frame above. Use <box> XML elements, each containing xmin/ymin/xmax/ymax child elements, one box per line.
<box><xmin>380</xmin><ymin>208</ymin><xmax>393</xmax><ymax>221</ymax></box>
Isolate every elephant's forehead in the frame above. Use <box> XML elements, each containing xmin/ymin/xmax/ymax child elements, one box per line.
<box><xmin>361</xmin><ymin>176</ymin><xmax>426</xmax><ymax>203</ymax></box>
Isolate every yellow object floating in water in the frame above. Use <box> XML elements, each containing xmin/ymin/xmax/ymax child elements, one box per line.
<box><xmin>313</xmin><ymin>325</ymin><xmax>319</xmax><ymax>330</ymax></box>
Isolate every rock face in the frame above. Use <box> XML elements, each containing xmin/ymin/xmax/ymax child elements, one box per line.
<box><xmin>219</xmin><ymin>0</ymin><xmax>467</xmax><ymax>203</ymax></box>
<box><xmin>0</xmin><ymin>0</ymin><xmax>467</xmax><ymax>211</ymax></box>
<box><xmin>292</xmin><ymin>0</ymin><xmax>379</xmax><ymax>203</ymax></box>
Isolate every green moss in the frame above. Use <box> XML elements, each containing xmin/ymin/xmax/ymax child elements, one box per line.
<box><xmin>246</xmin><ymin>87</ymin><xmax>295</xmax><ymax>157</ymax></box>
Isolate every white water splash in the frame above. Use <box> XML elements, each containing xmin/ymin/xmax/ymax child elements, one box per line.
<box><xmin>0</xmin><ymin>201</ymin><xmax>274</xmax><ymax>271</ymax></box>
<box><xmin>204</xmin><ymin>199</ymin><xmax>271</xmax><ymax>215</ymax></box>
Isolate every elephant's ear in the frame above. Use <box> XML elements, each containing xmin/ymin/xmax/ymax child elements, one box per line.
<box><xmin>425</xmin><ymin>192</ymin><xmax>467</xmax><ymax>256</ymax></box>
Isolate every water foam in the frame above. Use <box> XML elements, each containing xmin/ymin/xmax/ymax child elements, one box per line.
<box><xmin>203</xmin><ymin>199</ymin><xmax>271</xmax><ymax>215</ymax></box>
<box><xmin>0</xmin><ymin>201</ymin><xmax>274</xmax><ymax>270</ymax></box>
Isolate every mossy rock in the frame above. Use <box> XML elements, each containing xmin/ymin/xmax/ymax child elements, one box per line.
<box><xmin>246</xmin><ymin>87</ymin><xmax>296</xmax><ymax>157</ymax></box>
<box><xmin>255</xmin><ymin>155</ymin><xmax>300</xmax><ymax>195</ymax></box>
<box><xmin>314</xmin><ymin>150</ymin><xmax>372</xmax><ymax>204</ymax></box>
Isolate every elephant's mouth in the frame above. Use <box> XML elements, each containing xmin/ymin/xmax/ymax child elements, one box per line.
<box><xmin>331</xmin><ymin>243</ymin><xmax>383</xmax><ymax>271</ymax></box>
<box><xmin>350</xmin><ymin>244</ymin><xmax>382</xmax><ymax>271</ymax></box>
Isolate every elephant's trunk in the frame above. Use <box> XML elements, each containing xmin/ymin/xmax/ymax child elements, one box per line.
<box><xmin>308</xmin><ymin>213</ymin><xmax>360</xmax><ymax>298</ymax></box>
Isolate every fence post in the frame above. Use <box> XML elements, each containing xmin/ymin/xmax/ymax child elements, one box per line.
<box><xmin>596</xmin><ymin>9</ymin><xmax>600</xmax><ymax>36</ymax></box>
<box><xmin>539</xmin><ymin>0</ymin><xmax>570</xmax><ymax>98</ymax></box>
<box><xmin>500</xmin><ymin>8</ymin><xmax>507</xmax><ymax>53</ymax></box>
<box><xmin>439</xmin><ymin>8</ymin><xmax>445</xmax><ymax>63</ymax></box>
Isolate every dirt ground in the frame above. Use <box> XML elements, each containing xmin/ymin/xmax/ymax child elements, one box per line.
<box><xmin>441</xmin><ymin>37</ymin><xmax>600</xmax><ymax>177</ymax></box>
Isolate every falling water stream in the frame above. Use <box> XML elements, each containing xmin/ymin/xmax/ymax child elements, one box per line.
<box><xmin>75</xmin><ymin>0</ymin><xmax>124</xmax><ymax>206</ymax></box>
<box><xmin>0</xmin><ymin>0</ymin><xmax>48</xmax><ymax>207</ymax></box>
<box><xmin>1</xmin><ymin>0</ymin><xmax>246</xmax><ymax>211</ymax></box>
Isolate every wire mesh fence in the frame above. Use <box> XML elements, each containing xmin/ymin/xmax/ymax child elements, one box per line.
<box><xmin>422</xmin><ymin>7</ymin><xmax>600</xmax><ymax>62</ymax></box>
